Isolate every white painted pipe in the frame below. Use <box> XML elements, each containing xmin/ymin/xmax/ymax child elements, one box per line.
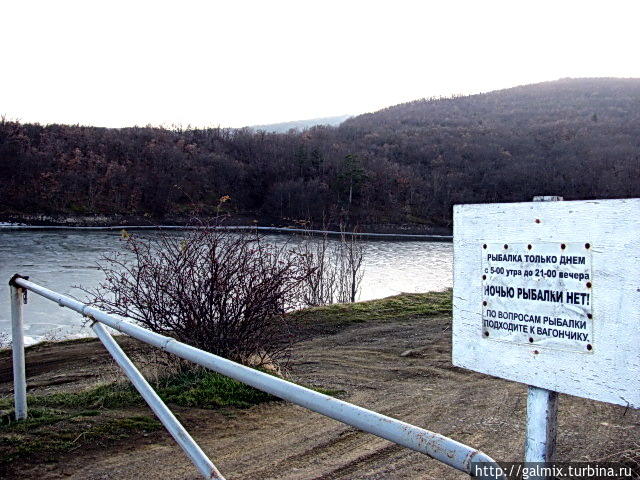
<box><xmin>91</xmin><ymin>321</ymin><xmax>225</xmax><ymax>480</ymax></box>
<box><xmin>14</xmin><ymin>277</ymin><xmax>503</xmax><ymax>478</ymax></box>
<box><xmin>9</xmin><ymin>284</ymin><xmax>27</xmax><ymax>420</ymax></box>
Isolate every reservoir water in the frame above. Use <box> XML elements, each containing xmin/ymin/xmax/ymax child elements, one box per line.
<box><xmin>0</xmin><ymin>230</ymin><xmax>452</xmax><ymax>344</ymax></box>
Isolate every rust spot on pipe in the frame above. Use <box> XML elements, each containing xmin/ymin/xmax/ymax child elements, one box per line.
<box><xmin>8</xmin><ymin>273</ymin><xmax>29</xmax><ymax>287</ymax></box>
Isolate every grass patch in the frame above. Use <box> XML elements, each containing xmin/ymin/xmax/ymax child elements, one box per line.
<box><xmin>86</xmin><ymin>415</ymin><xmax>162</xmax><ymax>440</ymax></box>
<box><xmin>0</xmin><ymin>369</ymin><xmax>273</xmax><ymax>470</ymax></box>
<box><xmin>0</xmin><ymin>368</ymin><xmax>339</xmax><ymax>470</ymax></box>
<box><xmin>0</xmin><ymin>370</ymin><xmax>276</xmax><ymax>412</ymax></box>
<box><xmin>291</xmin><ymin>290</ymin><xmax>452</xmax><ymax>331</ymax></box>
<box><xmin>20</xmin><ymin>384</ymin><xmax>142</xmax><ymax>410</ymax></box>
<box><xmin>1</xmin><ymin>407</ymin><xmax>77</xmax><ymax>431</ymax></box>
<box><xmin>0</xmin><ymin>367</ymin><xmax>276</xmax><ymax>470</ymax></box>
<box><xmin>155</xmin><ymin>369</ymin><xmax>275</xmax><ymax>408</ymax></box>
<box><xmin>0</xmin><ymin>408</ymin><xmax>161</xmax><ymax>466</ymax></box>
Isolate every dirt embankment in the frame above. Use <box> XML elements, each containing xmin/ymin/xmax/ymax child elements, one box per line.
<box><xmin>1</xmin><ymin>315</ymin><xmax>638</xmax><ymax>479</ymax></box>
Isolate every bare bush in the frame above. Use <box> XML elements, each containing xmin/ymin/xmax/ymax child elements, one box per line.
<box><xmin>297</xmin><ymin>233</ymin><xmax>338</xmax><ymax>306</ymax></box>
<box><xmin>84</xmin><ymin>228</ymin><xmax>311</xmax><ymax>366</ymax></box>
<box><xmin>298</xmin><ymin>228</ymin><xmax>365</xmax><ymax>306</ymax></box>
<box><xmin>0</xmin><ymin>331</ymin><xmax>10</xmax><ymax>350</ymax></box>
<box><xmin>336</xmin><ymin>230</ymin><xmax>365</xmax><ymax>303</ymax></box>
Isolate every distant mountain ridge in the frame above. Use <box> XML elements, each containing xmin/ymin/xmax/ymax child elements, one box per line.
<box><xmin>249</xmin><ymin>114</ymin><xmax>351</xmax><ymax>133</ymax></box>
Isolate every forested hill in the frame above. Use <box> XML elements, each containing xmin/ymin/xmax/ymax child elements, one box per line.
<box><xmin>343</xmin><ymin>78</ymin><xmax>640</xmax><ymax>130</ymax></box>
<box><xmin>2</xmin><ymin>78</ymin><xmax>639</xmax><ymax>230</ymax></box>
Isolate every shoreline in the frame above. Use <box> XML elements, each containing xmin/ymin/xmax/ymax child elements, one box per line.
<box><xmin>0</xmin><ymin>224</ymin><xmax>452</xmax><ymax>240</ymax></box>
<box><xmin>0</xmin><ymin>214</ymin><xmax>453</xmax><ymax>239</ymax></box>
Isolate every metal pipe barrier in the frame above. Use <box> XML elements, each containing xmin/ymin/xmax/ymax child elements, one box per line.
<box><xmin>9</xmin><ymin>275</ymin><xmax>503</xmax><ymax>479</ymax></box>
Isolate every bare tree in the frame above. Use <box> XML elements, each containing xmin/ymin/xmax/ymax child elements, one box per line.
<box><xmin>336</xmin><ymin>229</ymin><xmax>365</xmax><ymax>303</ymax></box>
<box><xmin>297</xmin><ymin>232</ymin><xmax>338</xmax><ymax>306</ymax></box>
<box><xmin>297</xmin><ymin>226</ymin><xmax>366</xmax><ymax>306</ymax></box>
<box><xmin>83</xmin><ymin>227</ymin><xmax>311</xmax><ymax>367</ymax></box>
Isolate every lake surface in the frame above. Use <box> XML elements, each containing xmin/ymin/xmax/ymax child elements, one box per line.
<box><xmin>0</xmin><ymin>230</ymin><xmax>452</xmax><ymax>344</ymax></box>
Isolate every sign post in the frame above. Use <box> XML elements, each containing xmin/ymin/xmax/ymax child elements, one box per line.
<box><xmin>452</xmin><ymin>197</ymin><xmax>640</xmax><ymax>472</ymax></box>
<box><xmin>525</xmin><ymin>386</ymin><xmax>557</xmax><ymax>465</ymax></box>
<box><xmin>524</xmin><ymin>197</ymin><xmax>560</xmax><ymax>473</ymax></box>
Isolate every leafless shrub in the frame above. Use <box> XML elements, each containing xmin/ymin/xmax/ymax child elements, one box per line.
<box><xmin>297</xmin><ymin>233</ymin><xmax>338</xmax><ymax>306</ymax></box>
<box><xmin>83</xmin><ymin>228</ymin><xmax>312</xmax><ymax>367</ymax></box>
<box><xmin>41</xmin><ymin>328</ymin><xmax>65</xmax><ymax>343</ymax></box>
<box><xmin>132</xmin><ymin>346</ymin><xmax>195</xmax><ymax>382</ymax></box>
<box><xmin>298</xmin><ymin>226</ymin><xmax>366</xmax><ymax>306</ymax></box>
<box><xmin>0</xmin><ymin>331</ymin><xmax>10</xmax><ymax>350</ymax></box>
<box><xmin>336</xmin><ymin>229</ymin><xmax>365</xmax><ymax>303</ymax></box>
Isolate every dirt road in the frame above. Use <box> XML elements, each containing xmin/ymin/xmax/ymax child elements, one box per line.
<box><xmin>5</xmin><ymin>314</ymin><xmax>639</xmax><ymax>479</ymax></box>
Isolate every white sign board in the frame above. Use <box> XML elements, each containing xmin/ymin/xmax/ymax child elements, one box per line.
<box><xmin>453</xmin><ymin>199</ymin><xmax>640</xmax><ymax>408</ymax></box>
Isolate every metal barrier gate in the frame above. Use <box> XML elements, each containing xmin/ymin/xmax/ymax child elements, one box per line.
<box><xmin>9</xmin><ymin>275</ymin><xmax>502</xmax><ymax>479</ymax></box>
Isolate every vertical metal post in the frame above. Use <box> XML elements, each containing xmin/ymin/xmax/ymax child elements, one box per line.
<box><xmin>524</xmin><ymin>196</ymin><xmax>562</xmax><ymax>473</ymax></box>
<box><xmin>525</xmin><ymin>386</ymin><xmax>558</xmax><ymax>463</ymax></box>
<box><xmin>10</xmin><ymin>284</ymin><xmax>27</xmax><ymax>420</ymax></box>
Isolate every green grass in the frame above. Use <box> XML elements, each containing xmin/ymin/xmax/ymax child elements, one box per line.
<box><xmin>0</xmin><ymin>370</ymin><xmax>276</xmax><ymax>412</ymax></box>
<box><xmin>151</xmin><ymin>369</ymin><xmax>276</xmax><ymax>409</ymax></box>
<box><xmin>20</xmin><ymin>383</ymin><xmax>142</xmax><ymax>409</ymax></box>
<box><xmin>0</xmin><ymin>408</ymin><xmax>161</xmax><ymax>465</ymax></box>
<box><xmin>0</xmin><ymin>368</ymin><xmax>339</xmax><ymax>468</ymax></box>
<box><xmin>0</xmin><ymin>370</ymin><xmax>274</xmax><ymax>468</ymax></box>
<box><xmin>291</xmin><ymin>290</ymin><xmax>452</xmax><ymax>330</ymax></box>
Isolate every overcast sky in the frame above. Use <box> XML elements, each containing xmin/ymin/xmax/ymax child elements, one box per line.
<box><xmin>2</xmin><ymin>0</ymin><xmax>639</xmax><ymax>128</ymax></box>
